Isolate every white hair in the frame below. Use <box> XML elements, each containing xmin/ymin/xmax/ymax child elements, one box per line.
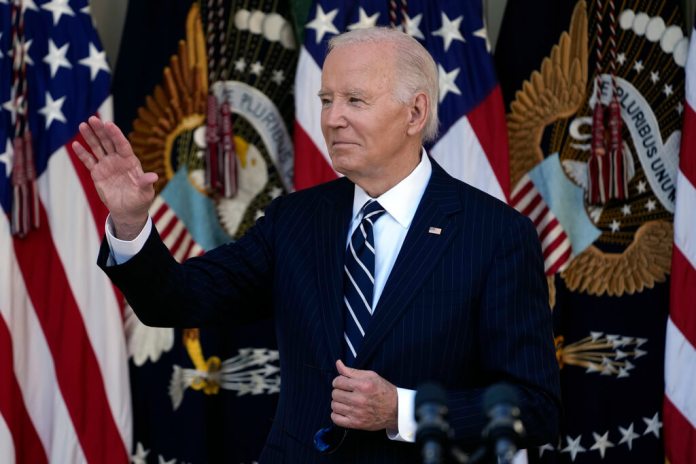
<box><xmin>327</xmin><ymin>27</ymin><xmax>439</xmax><ymax>142</ymax></box>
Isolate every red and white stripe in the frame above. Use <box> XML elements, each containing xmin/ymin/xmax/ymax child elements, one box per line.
<box><xmin>0</xmin><ymin>99</ymin><xmax>132</xmax><ymax>463</ymax></box>
<box><xmin>510</xmin><ymin>175</ymin><xmax>572</xmax><ymax>275</ymax></box>
<box><xmin>664</xmin><ymin>23</ymin><xmax>696</xmax><ymax>464</ymax></box>
<box><xmin>150</xmin><ymin>196</ymin><xmax>204</xmax><ymax>262</ymax></box>
<box><xmin>293</xmin><ymin>47</ymin><xmax>510</xmax><ymax>202</ymax></box>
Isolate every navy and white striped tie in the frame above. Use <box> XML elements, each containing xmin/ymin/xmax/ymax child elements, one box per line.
<box><xmin>343</xmin><ymin>200</ymin><xmax>386</xmax><ymax>364</ymax></box>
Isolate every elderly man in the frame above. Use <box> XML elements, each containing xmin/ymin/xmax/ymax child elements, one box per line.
<box><xmin>74</xmin><ymin>27</ymin><xmax>559</xmax><ymax>463</ymax></box>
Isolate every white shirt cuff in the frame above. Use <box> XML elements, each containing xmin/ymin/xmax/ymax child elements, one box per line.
<box><xmin>105</xmin><ymin>215</ymin><xmax>153</xmax><ymax>265</ymax></box>
<box><xmin>386</xmin><ymin>387</ymin><xmax>417</xmax><ymax>442</ymax></box>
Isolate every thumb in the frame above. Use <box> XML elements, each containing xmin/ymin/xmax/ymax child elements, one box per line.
<box><xmin>336</xmin><ymin>359</ymin><xmax>360</xmax><ymax>378</ymax></box>
<box><xmin>138</xmin><ymin>171</ymin><xmax>159</xmax><ymax>188</ymax></box>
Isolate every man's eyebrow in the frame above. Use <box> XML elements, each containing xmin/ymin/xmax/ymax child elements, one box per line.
<box><xmin>317</xmin><ymin>90</ymin><xmax>330</xmax><ymax>98</ymax></box>
<box><xmin>345</xmin><ymin>89</ymin><xmax>367</xmax><ymax>98</ymax></box>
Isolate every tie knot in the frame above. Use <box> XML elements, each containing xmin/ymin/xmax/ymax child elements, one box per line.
<box><xmin>361</xmin><ymin>200</ymin><xmax>385</xmax><ymax>223</ymax></box>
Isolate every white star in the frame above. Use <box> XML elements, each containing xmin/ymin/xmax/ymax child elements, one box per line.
<box><xmin>39</xmin><ymin>92</ymin><xmax>67</xmax><ymax>128</ymax></box>
<box><xmin>402</xmin><ymin>13</ymin><xmax>424</xmax><ymax>40</ymax></box>
<box><xmin>650</xmin><ymin>71</ymin><xmax>660</xmax><ymax>83</ymax></box>
<box><xmin>43</xmin><ymin>39</ymin><xmax>72</xmax><ymax>77</ymax></box>
<box><xmin>590</xmin><ymin>431</ymin><xmax>615</xmax><ymax>459</ymax></box>
<box><xmin>645</xmin><ymin>198</ymin><xmax>657</xmax><ymax>212</ymax></box>
<box><xmin>41</xmin><ymin>0</ymin><xmax>75</xmax><ymax>25</ymax></box>
<box><xmin>676</xmin><ymin>101</ymin><xmax>684</xmax><ymax>115</ymax></box>
<box><xmin>621</xmin><ymin>204</ymin><xmax>631</xmax><ymax>216</ymax></box>
<box><xmin>633</xmin><ymin>60</ymin><xmax>644</xmax><ymax>73</ymax></box>
<box><xmin>0</xmin><ymin>33</ymin><xmax>3</xmax><ymax>59</ymax></box>
<box><xmin>1</xmin><ymin>95</ymin><xmax>17</xmax><ymax>124</ymax></box>
<box><xmin>130</xmin><ymin>442</ymin><xmax>149</xmax><ymax>464</ymax></box>
<box><xmin>79</xmin><ymin>43</ymin><xmax>109</xmax><ymax>80</ymax></box>
<box><xmin>561</xmin><ymin>435</ymin><xmax>586</xmax><ymax>461</ymax></box>
<box><xmin>473</xmin><ymin>26</ymin><xmax>491</xmax><ymax>52</ymax></box>
<box><xmin>618</xmin><ymin>423</ymin><xmax>640</xmax><ymax>450</ymax></box>
<box><xmin>433</xmin><ymin>12</ymin><xmax>466</xmax><ymax>51</ymax></box>
<box><xmin>234</xmin><ymin>57</ymin><xmax>246</xmax><ymax>72</ymax></box>
<box><xmin>271</xmin><ymin>69</ymin><xmax>285</xmax><ymax>85</ymax></box>
<box><xmin>347</xmin><ymin>7</ymin><xmax>379</xmax><ymax>31</ymax></box>
<box><xmin>19</xmin><ymin>39</ymin><xmax>34</xmax><ymax>66</ymax></box>
<box><xmin>642</xmin><ymin>413</ymin><xmax>662</xmax><ymax>438</ymax></box>
<box><xmin>0</xmin><ymin>138</ymin><xmax>13</xmax><ymax>177</ymax></box>
<box><xmin>538</xmin><ymin>443</ymin><xmax>555</xmax><ymax>457</ymax></box>
<box><xmin>438</xmin><ymin>64</ymin><xmax>461</xmax><ymax>103</ymax></box>
<box><xmin>663</xmin><ymin>84</ymin><xmax>673</xmax><ymax>97</ymax></box>
<box><xmin>616</xmin><ymin>52</ymin><xmax>626</xmax><ymax>65</ymax></box>
<box><xmin>250</xmin><ymin>61</ymin><xmax>264</xmax><ymax>76</ymax></box>
<box><xmin>157</xmin><ymin>456</ymin><xmax>175</xmax><ymax>464</ymax></box>
<box><xmin>80</xmin><ymin>4</ymin><xmax>90</xmax><ymax>15</ymax></box>
<box><xmin>636</xmin><ymin>180</ymin><xmax>647</xmax><ymax>193</ymax></box>
<box><xmin>609</xmin><ymin>219</ymin><xmax>620</xmax><ymax>232</ymax></box>
<box><xmin>20</xmin><ymin>0</ymin><xmax>38</xmax><ymax>13</ymax></box>
<box><xmin>306</xmin><ymin>5</ymin><xmax>339</xmax><ymax>44</ymax></box>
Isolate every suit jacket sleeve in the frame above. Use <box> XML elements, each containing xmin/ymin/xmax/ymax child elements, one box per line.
<box><xmin>446</xmin><ymin>212</ymin><xmax>560</xmax><ymax>448</ymax></box>
<box><xmin>97</xmin><ymin>197</ymin><xmax>283</xmax><ymax>328</ymax></box>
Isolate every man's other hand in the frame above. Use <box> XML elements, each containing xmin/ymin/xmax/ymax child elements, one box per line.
<box><xmin>331</xmin><ymin>359</ymin><xmax>398</xmax><ymax>431</ymax></box>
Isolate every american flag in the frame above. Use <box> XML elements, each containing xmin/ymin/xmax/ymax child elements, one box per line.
<box><xmin>0</xmin><ymin>1</ymin><xmax>131</xmax><ymax>463</ymax></box>
<box><xmin>293</xmin><ymin>0</ymin><xmax>510</xmax><ymax>201</ymax></box>
<box><xmin>510</xmin><ymin>174</ymin><xmax>572</xmax><ymax>275</ymax></box>
<box><xmin>664</xmin><ymin>16</ymin><xmax>696</xmax><ymax>464</ymax></box>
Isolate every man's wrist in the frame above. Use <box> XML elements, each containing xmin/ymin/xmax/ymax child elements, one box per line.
<box><xmin>111</xmin><ymin>215</ymin><xmax>148</xmax><ymax>240</ymax></box>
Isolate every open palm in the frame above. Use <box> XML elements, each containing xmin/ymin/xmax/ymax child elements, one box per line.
<box><xmin>73</xmin><ymin>116</ymin><xmax>158</xmax><ymax>238</ymax></box>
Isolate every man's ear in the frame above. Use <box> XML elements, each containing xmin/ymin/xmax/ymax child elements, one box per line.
<box><xmin>406</xmin><ymin>93</ymin><xmax>428</xmax><ymax>136</ymax></box>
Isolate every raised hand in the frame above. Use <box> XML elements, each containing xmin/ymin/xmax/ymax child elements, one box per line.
<box><xmin>72</xmin><ymin>116</ymin><xmax>159</xmax><ymax>240</ymax></box>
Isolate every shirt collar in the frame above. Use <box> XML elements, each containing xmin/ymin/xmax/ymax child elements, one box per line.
<box><xmin>352</xmin><ymin>148</ymin><xmax>432</xmax><ymax>228</ymax></box>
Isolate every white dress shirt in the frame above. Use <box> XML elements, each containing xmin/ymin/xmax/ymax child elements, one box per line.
<box><xmin>106</xmin><ymin>150</ymin><xmax>432</xmax><ymax>443</ymax></box>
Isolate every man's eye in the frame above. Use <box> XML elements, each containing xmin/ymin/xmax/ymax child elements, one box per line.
<box><xmin>320</xmin><ymin>98</ymin><xmax>332</xmax><ymax>107</ymax></box>
<box><xmin>349</xmin><ymin>97</ymin><xmax>363</xmax><ymax>104</ymax></box>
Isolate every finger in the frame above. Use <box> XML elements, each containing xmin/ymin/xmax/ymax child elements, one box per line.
<box><xmin>78</xmin><ymin>118</ymin><xmax>107</xmax><ymax>159</ymax></box>
<box><xmin>71</xmin><ymin>140</ymin><xmax>96</xmax><ymax>170</ymax></box>
<box><xmin>331</xmin><ymin>388</ymin><xmax>354</xmax><ymax>404</ymax></box>
<box><xmin>331</xmin><ymin>412</ymin><xmax>351</xmax><ymax>429</ymax></box>
<box><xmin>332</xmin><ymin>375</ymin><xmax>355</xmax><ymax>392</ymax></box>
<box><xmin>91</xmin><ymin>118</ymin><xmax>117</xmax><ymax>154</ymax></box>
<box><xmin>331</xmin><ymin>400</ymin><xmax>352</xmax><ymax>417</ymax></box>
<box><xmin>104</xmin><ymin>121</ymin><xmax>135</xmax><ymax>158</ymax></box>
<box><xmin>138</xmin><ymin>172</ymin><xmax>159</xmax><ymax>189</ymax></box>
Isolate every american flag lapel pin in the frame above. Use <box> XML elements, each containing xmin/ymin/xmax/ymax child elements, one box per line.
<box><xmin>428</xmin><ymin>226</ymin><xmax>442</xmax><ymax>235</ymax></box>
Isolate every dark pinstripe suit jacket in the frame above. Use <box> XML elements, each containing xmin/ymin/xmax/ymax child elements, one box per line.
<box><xmin>99</xmin><ymin>159</ymin><xmax>560</xmax><ymax>463</ymax></box>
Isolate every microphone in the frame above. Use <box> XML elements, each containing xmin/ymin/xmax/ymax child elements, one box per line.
<box><xmin>482</xmin><ymin>383</ymin><xmax>525</xmax><ymax>464</ymax></box>
<box><xmin>415</xmin><ymin>382</ymin><xmax>451</xmax><ymax>464</ymax></box>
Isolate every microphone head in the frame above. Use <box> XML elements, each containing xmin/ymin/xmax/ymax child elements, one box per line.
<box><xmin>483</xmin><ymin>383</ymin><xmax>519</xmax><ymax>413</ymax></box>
<box><xmin>415</xmin><ymin>382</ymin><xmax>447</xmax><ymax>410</ymax></box>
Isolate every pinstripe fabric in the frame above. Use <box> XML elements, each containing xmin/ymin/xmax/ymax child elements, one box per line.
<box><xmin>99</xmin><ymin>158</ymin><xmax>560</xmax><ymax>463</ymax></box>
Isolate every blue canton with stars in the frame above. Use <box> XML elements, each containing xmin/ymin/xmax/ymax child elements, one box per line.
<box><xmin>303</xmin><ymin>0</ymin><xmax>498</xmax><ymax>143</ymax></box>
<box><xmin>0</xmin><ymin>0</ymin><xmax>111</xmax><ymax>215</ymax></box>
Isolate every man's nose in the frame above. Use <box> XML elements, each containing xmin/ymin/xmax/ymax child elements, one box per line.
<box><xmin>324</xmin><ymin>103</ymin><xmax>348</xmax><ymax>128</ymax></box>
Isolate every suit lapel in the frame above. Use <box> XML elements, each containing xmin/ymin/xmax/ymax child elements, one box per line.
<box><xmin>315</xmin><ymin>178</ymin><xmax>354</xmax><ymax>364</ymax></box>
<box><xmin>354</xmin><ymin>161</ymin><xmax>462</xmax><ymax>369</ymax></box>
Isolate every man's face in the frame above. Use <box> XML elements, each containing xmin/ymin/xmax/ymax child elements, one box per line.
<box><xmin>319</xmin><ymin>42</ymin><xmax>412</xmax><ymax>183</ymax></box>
